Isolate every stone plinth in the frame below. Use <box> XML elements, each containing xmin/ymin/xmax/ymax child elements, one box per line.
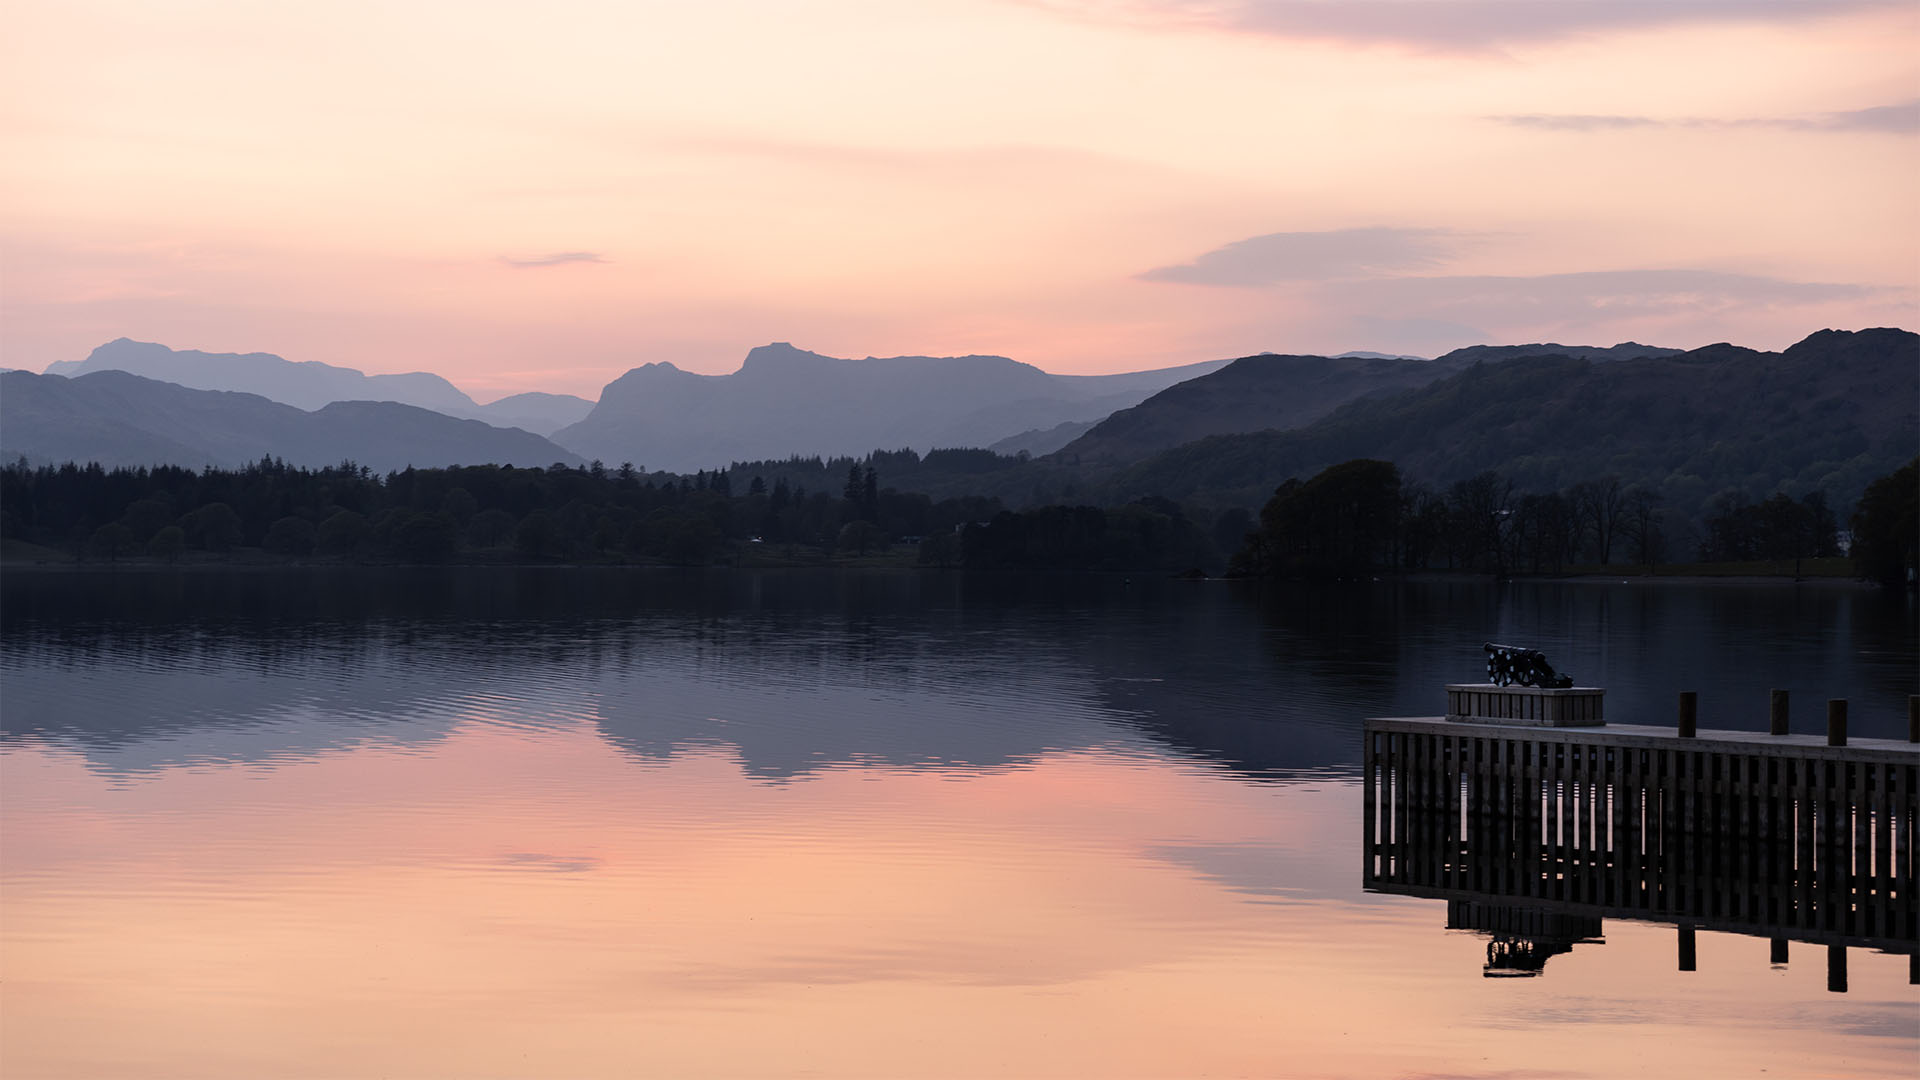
<box><xmin>1445</xmin><ymin>684</ymin><xmax>1605</xmax><ymax>727</ymax></box>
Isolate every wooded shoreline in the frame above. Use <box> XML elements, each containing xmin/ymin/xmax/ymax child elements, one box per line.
<box><xmin>0</xmin><ymin>538</ymin><xmax>1882</xmax><ymax>588</ymax></box>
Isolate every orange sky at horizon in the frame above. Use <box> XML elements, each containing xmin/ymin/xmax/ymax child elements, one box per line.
<box><xmin>3</xmin><ymin>0</ymin><xmax>1916</xmax><ymax>399</ymax></box>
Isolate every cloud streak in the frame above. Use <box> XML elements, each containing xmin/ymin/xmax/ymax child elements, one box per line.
<box><xmin>1494</xmin><ymin>114</ymin><xmax>1662</xmax><ymax>132</ymax></box>
<box><xmin>1019</xmin><ymin>0</ymin><xmax>1902</xmax><ymax>48</ymax></box>
<box><xmin>1492</xmin><ymin>99</ymin><xmax>1920</xmax><ymax>135</ymax></box>
<box><xmin>1785</xmin><ymin>99</ymin><xmax>1920</xmax><ymax>134</ymax></box>
<box><xmin>1142</xmin><ymin>227</ymin><xmax>1458</xmax><ymax>286</ymax></box>
<box><xmin>1328</xmin><ymin>269</ymin><xmax>1877</xmax><ymax>323</ymax></box>
<box><xmin>499</xmin><ymin>251</ymin><xmax>607</xmax><ymax>268</ymax></box>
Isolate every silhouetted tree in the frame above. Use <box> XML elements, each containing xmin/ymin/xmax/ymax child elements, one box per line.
<box><xmin>264</xmin><ymin>516</ymin><xmax>316</xmax><ymax>556</ymax></box>
<box><xmin>1233</xmin><ymin>459</ymin><xmax>1402</xmax><ymax>578</ymax></box>
<box><xmin>1850</xmin><ymin>457</ymin><xmax>1917</xmax><ymax>589</ymax></box>
<box><xmin>838</xmin><ymin>519</ymin><xmax>886</xmax><ymax>555</ymax></box>
<box><xmin>1622</xmin><ymin>487</ymin><xmax>1664</xmax><ymax>569</ymax></box>
<box><xmin>1569</xmin><ymin>476</ymin><xmax>1624</xmax><ymax>564</ymax></box>
<box><xmin>318</xmin><ymin>510</ymin><xmax>370</xmax><ymax>557</ymax></box>
<box><xmin>394</xmin><ymin>512</ymin><xmax>458</xmax><ymax>563</ymax></box>
<box><xmin>147</xmin><ymin>525</ymin><xmax>185</xmax><ymax>563</ymax></box>
<box><xmin>88</xmin><ymin>522</ymin><xmax>135</xmax><ymax>561</ymax></box>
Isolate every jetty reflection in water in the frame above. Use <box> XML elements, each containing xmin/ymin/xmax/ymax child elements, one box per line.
<box><xmin>1363</xmin><ymin>716</ymin><xmax>1920</xmax><ymax>987</ymax></box>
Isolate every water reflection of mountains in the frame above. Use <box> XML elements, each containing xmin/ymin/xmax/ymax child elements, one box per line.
<box><xmin>3</xmin><ymin>568</ymin><xmax>1913</xmax><ymax>778</ymax></box>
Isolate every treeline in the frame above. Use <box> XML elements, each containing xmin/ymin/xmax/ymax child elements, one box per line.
<box><xmin>6</xmin><ymin>453</ymin><xmax>1910</xmax><ymax>582</ymax></box>
<box><xmin>0</xmin><ymin>457</ymin><xmax>1004</xmax><ymax>565</ymax></box>
<box><xmin>935</xmin><ymin>498</ymin><xmax>1221</xmax><ymax>572</ymax></box>
<box><xmin>1229</xmin><ymin>457</ymin><xmax>1910</xmax><ymax>581</ymax></box>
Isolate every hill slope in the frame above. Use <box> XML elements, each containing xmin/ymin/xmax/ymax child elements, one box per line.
<box><xmin>1</xmin><ymin>370</ymin><xmax>583</xmax><ymax>472</ymax></box>
<box><xmin>1052</xmin><ymin>352</ymin><xmax>1466</xmax><ymax>466</ymax></box>
<box><xmin>1107</xmin><ymin>328</ymin><xmax>1918</xmax><ymax>515</ymax></box>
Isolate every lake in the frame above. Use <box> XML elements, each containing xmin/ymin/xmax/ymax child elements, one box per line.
<box><xmin>3</xmin><ymin>568</ymin><xmax>1915</xmax><ymax>1078</ymax></box>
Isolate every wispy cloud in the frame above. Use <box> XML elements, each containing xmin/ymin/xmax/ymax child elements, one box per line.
<box><xmin>1494</xmin><ymin>114</ymin><xmax>1661</xmax><ymax>132</ymax></box>
<box><xmin>499</xmin><ymin>251</ymin><xmax>607</xmax><ymax>268</ymax></box>
<box><xmin>1017</xmin><ymin>0</ymin><xmax>1900</xmax><ymax>49</ymax></box>
<box><xmin>1783</xmin><ymin>99</ymin><xmax>1920</xmax><ymax>133</ymax></box>
<box><xmin>1491</xmin><ymin>99</ymin><xmax>1920</xmax><ymax>135</ymax></box>
<box><xmin>1330</xmin><ymin>269</ymin><xmax>1877</xmax><ymax>324</ymax></box>
<box><xmin>1142</xmin><ymin>227</ymin><xmax>1459</xmax><ymax>286</ymax></box>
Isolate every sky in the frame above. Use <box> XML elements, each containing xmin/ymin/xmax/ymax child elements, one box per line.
<box><xmin>3</xmin><ymin>0</ymin><xmax>1916</xmax><ymax>400</ymax></box>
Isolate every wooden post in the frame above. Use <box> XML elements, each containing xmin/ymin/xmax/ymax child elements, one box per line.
<box><xmin>1827</xmin><ymin>944</ymin><xmax>1847</xmax><ymax>993</ymax></box>
<box><xmin>1678</xmin><ymin>924</ymin><xmax>1696</xmax><ymax>971</ymax></box>
<box><xmin>1678</xmin><ymin>692</ymin><xmax>1697</xmax><ymax>739</ymax></box>
<box><xmin>1769</xmin><ymin>937</ymin><xmax>1787</xmax><ymax>965</ymax></box>
<box><xmin>1770</xmin><ymin>689</ymin><xmax>1789</xmax><ymax>736</ymax></box>
<box><xmin>1827</xmin><ymin>700</ymin><xmax>1847</xmax><ymax>748</ymax></box>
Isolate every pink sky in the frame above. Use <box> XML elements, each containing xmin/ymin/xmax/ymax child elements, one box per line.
<box><xmin>3</xmin><ymin>0</ymin><xmax>1916</xmax><ymax>399</ymax></box>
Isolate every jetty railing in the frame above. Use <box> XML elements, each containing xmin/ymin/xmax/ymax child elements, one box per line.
<box><xmin>1362</xmin><ymin>700</ymin><xmax>1919</xmax><ymax>983</ymax></box>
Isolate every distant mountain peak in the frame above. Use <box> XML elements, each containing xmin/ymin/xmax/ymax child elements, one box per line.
<box><xmin>740</xmin><ymin>342</ymin><xmax>833</xmax><ymax>370</ymax></box>
<box><xmin>1333</xmin><ymin>350</ymin><xmax>1430</xmax><ymax>361</ymax></box>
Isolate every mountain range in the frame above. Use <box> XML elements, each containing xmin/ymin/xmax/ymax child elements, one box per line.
<box><xmin>19</xmin><ymin>330</ymin><xmax>1901</xmax><ymax>523</ymax></box>
<box><xmin>553</xmin><ymin>343</ymin><xmax>1232</xmax><ymax>472</ymax></box>
<box><xmin>47</xmin><ymin>340</ymin><xmax>595</xmax><ymax>436</ymax></box>
<box><xmin>0</xmin><ymin>370</ymin><xmax>581</xmax><ymax>472</ymax></box>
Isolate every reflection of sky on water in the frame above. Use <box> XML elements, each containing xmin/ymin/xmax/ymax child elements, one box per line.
<box><xmin>1</xmin><ymin>569</ymin><xmax>1915</xmax><ymax>1077</ymax></box>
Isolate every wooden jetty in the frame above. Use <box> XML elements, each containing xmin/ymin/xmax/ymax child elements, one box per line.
<box><xmin>1363</xmin><ymin>686</ymin><xmax>1919</xmax><ymax>988</ymax></box>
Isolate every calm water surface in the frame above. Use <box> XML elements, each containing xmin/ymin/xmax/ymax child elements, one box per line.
<box><xmin>3</xmin><ymin>569</ymin><xmax>1915</xmax><ymax>1078</ymax></box>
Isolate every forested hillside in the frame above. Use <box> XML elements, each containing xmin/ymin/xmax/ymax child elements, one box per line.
<box><xmin>1106</xmin><ymin>328</ymin><xmax>1918</xmax><ymax>519</ymax></box>
<box><xmin>1052</xmin><ymin>352</ymin><xmax>1463</xmax><ymax>466</ymax></box>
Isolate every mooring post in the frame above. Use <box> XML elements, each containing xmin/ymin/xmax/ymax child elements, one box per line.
<box><xmin>1770</xmin><ymin>689</ymin><xmax>1789</xmax><ymax>736</ymax></box>
<box><xmin>1827</xmin><ymin>945</ymin><xmax>1847</xmax><ymax>993</ymax></box>
<box><xmin>1769</xmin><ymin>937</ymin><xmax>1788</xmax><ymax>965</ymax></box>
<box><xmin>1678</xmin><ymin>692</ymin><xmax>1697</xmax><ymax>739</ymax></box>
<box><xmin>1827</xmin><ymin>699</ymin><xmax>1847</xmax><ymax>747</ymax></box>
<box><xmin>1908</xmin><ymin>694</ymin><xmax>1917</xmax><ymax>743</ymax></box>
<box><xmin>1678</xmin><ymin>924</ymin><xmax>1697</xmax><ymax>972</ymax></box>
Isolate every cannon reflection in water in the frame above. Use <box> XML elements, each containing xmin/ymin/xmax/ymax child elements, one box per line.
<box><xmin>1448</xmin><ymin>900</ymin><xmax>1605</xmax><ymax>977</ymax></box>
<box><xmin>1363</xmin><ymin>715</ymin><xmax>1920</xmax><ymax>989</ymax></box>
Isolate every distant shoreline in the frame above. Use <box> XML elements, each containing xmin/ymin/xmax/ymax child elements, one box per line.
<box><xmin>0</xmin><ymin>549</ymin><xmax>1886</xmax><ymax>590</ymax></box>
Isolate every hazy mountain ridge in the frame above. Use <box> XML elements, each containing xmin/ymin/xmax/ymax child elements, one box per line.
<box><xmin>474</xmin><ymin>392</ymin><xmax>597</xmax><ymax>436</ymax></box>
<box><xmin>1</xmin><ymin>370</ymin><xmax>583</xmax><ymax>472</ymax></box>
<box><xmin>988</xmin><ymin>419</ymin><xmax>1102</xmax><ymax>457</ymax></box>
<box><xmin>49</xmin><ymin>339</ymin><xmax>482</xmax><ymax>414</ymax></box>
<box><xmin>44</xmin><ymin>339</ymin><xmax>595</xmax><ymax>436</ymax></box>
<box><xmin>1104</xmin><ymin>327</ymin><xmax>1918</xmax><ymax>515</ymax></box>
<box><xmin>553</xmin><ymin>343</ymin><xmax>1231</xmax><ymax>472</ymax></box>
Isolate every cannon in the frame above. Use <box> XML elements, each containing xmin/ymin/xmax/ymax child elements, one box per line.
<box><xmin>1483</xmin><ymin>642</ymin><xmax>1574</xmax><ymax>689</ymax></box>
